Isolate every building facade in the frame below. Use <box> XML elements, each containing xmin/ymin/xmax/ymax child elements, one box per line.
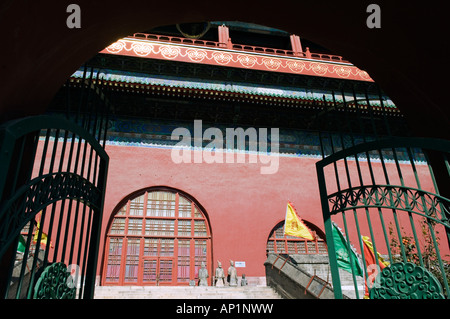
<box><xmin>2</xmin><ymin>17</ymin><xmax>448</xmax><ymax>299</ymax></box>
<box><xmin>42</xmin><ymin>23</ymin><xmax>442</xmax><ymax>287</ymax></box>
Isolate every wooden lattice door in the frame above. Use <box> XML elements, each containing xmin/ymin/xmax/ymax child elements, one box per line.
<box><xmin>103</xmin><ymin>189</ymin><xmax>211</xmax><ymax>286</ymax></box>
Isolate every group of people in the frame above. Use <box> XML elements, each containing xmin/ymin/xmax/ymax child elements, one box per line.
<box><xmin>198</xmin><ymin>260</ymin><xmax>247</xmax><ymax>287</ymax></box>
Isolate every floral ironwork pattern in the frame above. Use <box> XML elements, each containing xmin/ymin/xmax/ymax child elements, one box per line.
<box><xmin>369</xmin><ymin>262</ymin><xmax>445</xmax><ymax>299</ymax></box>
<box><xmin>0</xmin><ymin>172</ymin><xmax>101</xmax><ymax>258</ymax></box>
<box><xmin>33</xmin><ymin>262</ymin><xmax>76</xmax><ymax>299</ymax></box>
<box><xmin>328</xmin><ymin>185</ymin><xmax>449</xmax><ymax>222</ymax></box>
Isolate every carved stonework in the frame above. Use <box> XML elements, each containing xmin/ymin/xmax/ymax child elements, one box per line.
<box><xmin>33</xmin><ymin>262</ymin><xmax>76</xmax><ymax>299</ymax></box>
<box><xmin>214</xmin><ymin>261</ymin><xmax>225</xmax><ymax>287</ymax></box>
<box><xmin>369</xmin><ymin>262</ymin><xmax>445</xmax><ymax>299</ymax></box>
<box><xmin>228</xmin><ymin>260</ymin><xmax>238</xmax><ymax>287</ymax></box>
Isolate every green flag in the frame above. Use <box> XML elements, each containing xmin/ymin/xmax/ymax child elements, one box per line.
<box><xmin>17</xmin><ymin>235</ymin><xmax>26</xmax><ymax>253</ymax></box>
<box><xmin>332</xmin><ymin>222</ymin><xmax>363</xmax><ymax>277</ymax></box>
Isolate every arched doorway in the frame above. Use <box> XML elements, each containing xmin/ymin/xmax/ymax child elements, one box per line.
<box><xmin>267</xmin><ymin>220</ymin><xmax>327</xmax><ymax>255</ymax></box>
<box><xmin>102</xmin><ymin>187</ymin><xmax>212</xmax><ymax>286</ymax></box>
<box><xmin>266</xmin><ymin>220</ymin><xmax>331</xmax><ymax>284</ymax></box>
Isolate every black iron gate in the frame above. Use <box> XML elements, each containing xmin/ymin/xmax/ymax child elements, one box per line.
<box><xmin>316</xmin><ymin>137</ymin><xmax>450</xmax><ymax>299</ymax></box>
<box><xmin>313</xmin><ymin>85</ymin><xmax>450</xmax><ymax>299</ymax></box>
<box><xmin>0</xmin><ymin>66</ymin><xmax>111</xmax><ymax>299</ymax></box>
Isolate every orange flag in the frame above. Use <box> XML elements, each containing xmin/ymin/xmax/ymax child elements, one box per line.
<box><xmin>362</xmin><ymin>236</ymin><xmax>389</xmax><ymax>298</ymax></box>
<box><xmin>284</xmin><ymin>202</ymin><xmax>314</xmax><ymax>240</ymax></box>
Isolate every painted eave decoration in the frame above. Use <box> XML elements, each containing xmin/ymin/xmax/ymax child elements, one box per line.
<box><xmin>99</xmin><ymin>37</ymin><xmax>373</xmax><ymax>82</ymax></box>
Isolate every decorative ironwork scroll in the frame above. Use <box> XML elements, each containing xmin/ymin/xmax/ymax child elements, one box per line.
<box><xmin>328</xmin><ymin>185</ymin><xmax>450</xmax><ymax>221</ymax></box>
<box><xmin>33</xmin><ymin>263</ymin><xmax>76</xmax><ymax>299</ymax></box>
<box><xmin>0</xmin><ymin>172</ymin><xmax>101</xmax><ymax>258</ymax></box>
<box><xmin>369</xmin><ymin>262</ymin><xmax>445</xmax><ymax>299</ymax></box>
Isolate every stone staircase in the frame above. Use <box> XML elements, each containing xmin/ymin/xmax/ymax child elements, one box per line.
<box><xmin>94</xmin><ymin>285</ymin><xmax>283</xmax><ymax>299</ymax></box>
<box><xmin>265</xmin><ymin>254</ymin><xmax>365</xmax><ymax>299</ymax></box>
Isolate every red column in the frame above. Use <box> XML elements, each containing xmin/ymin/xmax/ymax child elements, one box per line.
<box><xmin>290</xmin><ymin>34</ymin><xmax>303</xmax><ymax>56</ymax></box>
<box><xmin>218</xmin><ymin>25</ymin><xmax>230</xmax><ymax>48</ymax></box>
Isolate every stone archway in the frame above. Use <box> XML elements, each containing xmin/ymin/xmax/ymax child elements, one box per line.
<box><xmin>0</xmin><ymin>2</ymin><xmax>448</xmax><ymax>141</ymax></box>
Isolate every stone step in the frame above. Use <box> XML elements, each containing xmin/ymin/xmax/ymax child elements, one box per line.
<box><xmin>94</xmin><ymin>286</ymin><xmax>282</xmax><ymax>299</ymax></box>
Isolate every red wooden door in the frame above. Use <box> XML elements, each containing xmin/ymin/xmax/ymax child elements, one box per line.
<box><xmin>142</xmin><ymin>258</ymin><xmax>158</xmax><ymax>284</ymax></box>
<box><xmin>102</xmin><ymin>189</ymin><xmax>211</xmax><ymax>286</ymax></box>
<box><xmin>141</xmin><ymin>257</ymin><xmax>174</xmax><ymax>285</ymax></box>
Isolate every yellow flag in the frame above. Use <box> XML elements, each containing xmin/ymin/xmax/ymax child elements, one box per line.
<box><xmin>284</xmin><ymin>202</ymin><xmax>314</xmax><ymax>240</ymax></box>
<box><xmin>33</xmin><ymin>222</ymin><xmax>52</xmax><ymax>248</ymax></box>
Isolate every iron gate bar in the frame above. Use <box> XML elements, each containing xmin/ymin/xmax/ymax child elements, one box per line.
<box><xmin>80</xmin><ymin>73</ymin><xmax>104</xmax><ymax>280</ymax></box>
<box><xmin>405</xmin><ymin>148</ymin><xmax>426</xmax><ymax>266</ymax></box>
<box><xmin>446</xmin><ymin>154</ymin><xmax>450</xmax><ymax>175</ymax></box>
<box><xmin>347</xmin><ymin>91</ymin><xmax>409</xmax><ymax>274</ymax></box>
<box><xmin>364</xmin><ymin>89</ymin><xmax>378</xmax><ymax>139</ymax></box>
<box><xmin>70</xmin><ymin>124</ymin><xmax>92</xmax><ymax>278</ymax></box>
<box><xmin>347</xmin><ymin>87</ymin><xmax>416</xmax><ymax>281</ymax></box>
<box><xmin>406</xmin><ymin>147</ymin><xmax>450</xmax><ymax>291</ymax></box>
<box><xmin>317</xmin><ymin>167</ymin><xmax>343</xmax><ymax>298</ymax></box>
<box><xmin>38</xmin><ymin>129</ymin><xmax>63</xmax><ymax>283</ymax></box>
<box><xmin>49</xmin><ymin>130</ymin><xmax>70</xmax><ymax>263</ymax></box>
<box><xmin>389</xmin><ymin>145</ymin><xmax>412</xmax><ymax>262</ymax></box>
<box><xmin>59</xmin><ymin>133</ymin><xmax>80</xmax><ymax>265</ymax></box>
<box><xmin>324</xmin><ymin>90</ymin><xmax>374</xmax><ymax>298</ymax></box>
<box><xmin>26</xmin><ymin>207</ymin><xmax>48</xmax><ymax>299</ymax></box>
<box><xmin>66</xmin><ymin>133</ymin><xmax>85</xmax><ymax>267</ymax></box>
<box><xmin>336</xmin><ymin>89</ymin><xmax>375</xmax><ymax>263</ymax></box>
<box><xmin>0</xmin><ymin>131</ymin><xmax>42</xmax><ymax>298</ymax></box>
<box><xmin>376</xmin><ymin>85</ymin><xmax>393</xmax><ymax>137</ymax></box>
<box><xmin>425</xmin><ymin>150</ymin><xmax>450</xmax><ymax>247</ymax></box>
<box><xmin>317</xmin><ymin>138</ymin><xmax>450</xmax><ymax>170</ymax></box>
<box><xmin>328</xmin><ymin>93</ymin><xmax>362</xmax><ymax>299</ymax></box>
<box><xmin>15</xmin><ymin>219</ymin><xmax>35</xmax><ymax>298</ymax></box>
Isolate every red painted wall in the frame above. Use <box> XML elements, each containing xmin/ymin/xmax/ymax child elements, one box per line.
<box><xmin>97</xmin><ymin>143</ymin><xmax>441</xmax><ymax>280</ymax></box>
<box><xmin>31</xmin><ymin>139</ymin><xmax>444</xmax><ymax>283</ymax></box>
<box><xmin>100</xmin><ymin>144</ymin><xmax>324</xmax><ymax>279</ymax></box>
